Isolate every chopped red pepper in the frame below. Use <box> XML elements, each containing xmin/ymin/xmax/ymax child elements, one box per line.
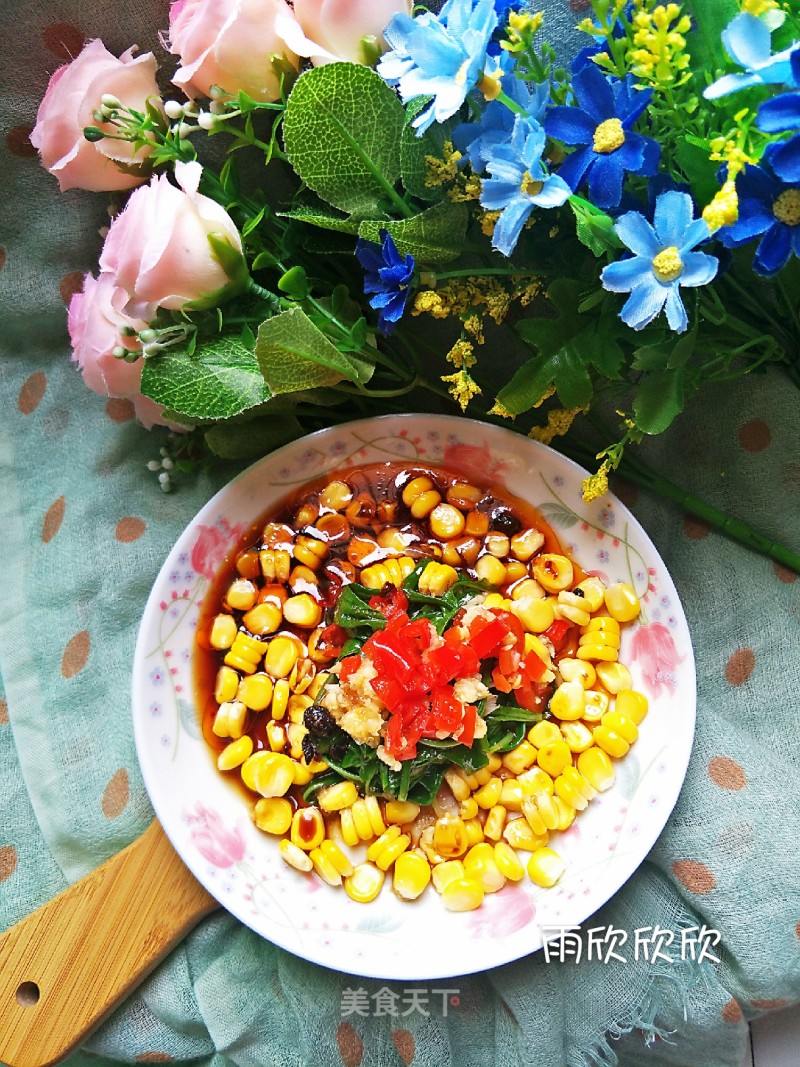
<box><xmin>339</xmin><ymin>655</ymin><xmax>362</xmax><ymax>683</ymax></box>
<box><xmin>459</xmin><ymin>704</ymin><xmax>476</xmax><ymax>747</ymax></box>
<box><xmin>467</xmin><ymin>614</ymin><xmax>508</xmax><ymax>658</ymax></box>
<box><xmin>369</xmin><ymin>587</ymin><xmax>409</xmax><ymax>622</ymax></box>
<box><xmin>544</xmin><ymin>619</ymin><xmax>573</xmax><ymax>650</ymax></box>
<box><xmin>521</xmin><ymin>648</ymin><xmax>547</xmax><ymax>683</ymax></box>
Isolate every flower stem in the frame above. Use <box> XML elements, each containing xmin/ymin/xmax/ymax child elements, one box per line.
<box><xmin>429</xmin><ymin>266</ymin><xmax>545</xmax><ymax>281</ymax></box>
<box><xmin>496</xmin><ymin>91</ymin><xmax>527</xmax><ymax>117</ymax></box>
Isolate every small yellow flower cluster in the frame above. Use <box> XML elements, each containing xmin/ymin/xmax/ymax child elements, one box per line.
<box><xmin>446</xmin><ymin>338</ymin><xmax>476</xmax><ymax>369</ymax></box>
<box><xmin>412</xmin><ymin>276</ymin><xmax>515</xmax><ymax>329</ymax></box>
<box><xmin>463</xmin><ymin>314</ymin><xmax>484</xmax><ymax>343</ymax></box>
<box><xmin>709</xmin><ymin>132</ymin><xmax>757</xmax><ymax>178</ymax></box>
<box><xmin>501</xmin><ymin>10</ymin><xmax>544</xmax><ymax>54</ymax></box>
<box><xmin>424</xmin><ymin>141</ymin><xmax>463</xmax><ymax>188</ymax></box>
<box><xmin>626</xmin><ymin>1</ymin><xmax>692</xmax><ymax>87</ymax></box>
<box><xmin>441</xmin><ymin>370</ymin><xmax>482</xmax><ymax>412</ymax></box>
<box><xmin>529</xmin><ymin>406</ymin><xmax>586</xmax><ymax>445</ymax></box>
<box><xmin>480</xmin><ymin>209</ymin><xmax>502</xmax><ymax>237</ymax></box>
<box><xmin>702</xmin><ymin>178</ymin><xmax>739</xmax><ymax>232</ymax></box>
<box><xmin>740</xmin><ymin>0</ymin><xmax>780</xmax><ymax>15</ymax></box>
<box><xmin>448</xmin><ymin>174</ymin><xmax>482</xmax><ymax>203</ymax></box>
<box><xmin>581</xmin><ymin>460</ymin><xmax>612</xmax><ymax>504</ymax></box>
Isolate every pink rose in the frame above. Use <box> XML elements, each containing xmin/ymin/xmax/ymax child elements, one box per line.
<box><xmin>188</xmin><ymin>805</ymin><xmax>246</xmax><ymax>867</ymax></box>
<box><xmin>168</xmin><ymin>0</ymin><xmax>300</xmax><ymax>101</ymax></box>
<box><xmin>629</xmin><ymin>621</ymin><xmax>685</xmax><ymax>698</ymax></box>
<box><xmin>31</xmin><ymin>39</ymin><xmax>162</xmax><ymax>193</ymax></box>
<box><xmin>68</xmin><ymin>272</ymin><xmax>180</xmax><ymax>430</ymax></box>
<box><xmin>99</xmin><ymin>160</ymin><xmax>248</xmax><ymax>319</ymax></box>
<box><xmin>288</xmin><ymin>0</ymin><xmax>412</xmax><ymax>65</ymax></box>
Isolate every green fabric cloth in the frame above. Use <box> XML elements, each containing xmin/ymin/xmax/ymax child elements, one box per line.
<box><xmin>2</xmin><ymin>3</ymin><xmax>799</xmax><ymax>1065</ymax></box>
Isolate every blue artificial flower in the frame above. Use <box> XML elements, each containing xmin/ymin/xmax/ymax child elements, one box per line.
<box><xmin>601</xmin><ymin>190</ymin><xmax>718</xmax><ymax>332</ymax></box>
<box><xmin>378</xmin><ymin>0</ymin><xmax>498</xmax><ymax>135</ymax></box>
<box><xmin>704</xmin><ymin>12</ymin><xmax>799</xmax><ymax>100</ymax></box>
<box><xmin>355</xmin><ymin>230</ymin><xmax>415</xmax><ymax>335</ymax></box>
<box><xmin>453</xmin><ymin>56</ymin><xmax>550</xmax><ymax>172</ymax></box>
<box><xmin>480</xmin><ymin>116</ymin><xmax>572</xmax><ymax>255</ymax></box>
<box><xmin>544</xmin><ymin>66</ymin><xmax>660</xmax><ymax>210</ymax></box>
<box><xmin>716</xmin><ymin>150</ymin><xmax>800</xmax><ymax>277</ymax></box>
<box><xmin>757</xmin><ymin>51</ymin><xmax>800</xmax><ymax>181</ymax></box>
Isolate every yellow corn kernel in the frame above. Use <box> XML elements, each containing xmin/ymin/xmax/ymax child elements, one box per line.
<box><xmin>510</xmin><ymin>527</ymin><xmax>545</xmax><ymax>561</ymax></box>
<box><xmin>602</xmin><ymin>709</ymin><xmax>639</xmax><ymax>743</ymax></box>
<box><xmin>583</xmin><ymin>614</ymin><xmax>621</xmax><ymax>635</ymax></box>
<box><xmin>432</xmin><ymin>859</ymin><xmax>466</xmax><ymax>892</ymax></box>
<box><xmin>366</xmin><ymin>824</ymin><xmax>401</xmax><ymax>861</ymax></box>
<box><xmin>505</xmin><ymin>560</ymin><xmax>528</xmax><ymax>584</ymax></box>
<box><xmin>242</xmin><ymin>601</ymin><xmax>282</xmax><ymax>637</ymax></box>
<box><xmin>248</xmin><ymin>752</ymin><xmax>296</xmax><ymax>798</ymax></box>
<box><xmin>429</xmin><ymin>502</ymin><xmax>466</xmax><ymax>540</ymax></box>
<box><xmin>402</xmin><ymin>475</ymin><xmax>435</xmax><ymax>506</ymax></box>
<box><xmin>344</xmin><ymin>862</ymin><xmax>385</xmax><ymax>903</ymax></box>
<box><xmin>433</xmin><ymin>814</ymin><xmax>469</xmax><ymax>858</ymax></box>
<box><xmin>385</xmin><ymin>800</ymin><xmax>421</xmax><ymax>825</ymax></box>
<box><xmin>286</xmin><ymin>721</ymin><xmax>307</xmax><ymax>761</ymax></box>
<box><xmin>292</xmin><ymin>761</ymin><xmax>314</xmax><ymax>786</ymax></box>
<box><xmin>484</xmin><ymin>532</ymin><xmax>509</xmax><ymax>557</ymax></box>
<box><xmin>615</xmin><ymin>688</ymin><xmax>649</xmax><ymax>725</ymax></box>
<box><xmin>309</xmin><ymin>847</ymin><xmax>342</xmax><ymax>886</ymax></box>
<box><xmin>577</xmin><ymin>746</ymin><xmax>616</xmax><ymax>791</ymax></box>
<box><xmin>320</xmin><ymin>479</ymin><xmax>354</xmax><ymax>511</ymax></box>
<box><xmin>483</xmin><ymin>805</ymin><xmax>507</xmax><ymax>841</ymax></box>
<box><xmin>604</xmin><ymin>581</ymin><xmax>641</xmax><ymax>623</ymax></box>
<box><xmin>473</xmin><ymin>776</ymin><xmax>503</xmax><ymax>809</ymax></box>
<box><xmin>527</xmin><ymin>720</ymin><xmax>561</xmax><ymax>747</ymax></box>
<box><xmin>558</xmin><ymin>658</ymin><xmax>597</xmax><ymax>689</ymax></box>
<box><xmin>253</xmin><ymin>796</ymin><xmax>293</xmax><ymax>835</ymax></box>
<box><xmin>536</xmin><ymin>738</ymin><xmax>572</xmax><ymax>777</ymax></box>
<box><xmin>222</xmin><ymin>652</ymin><xmax>256</xmax><ymax>675</ymax></box>
<box><xmin>576</xmin><ymin>643</ymin><xmax>618</xmax><ymax>663</ymax></box>
<box><xmin>512</xmin><ymin>578</ymin><xmax>545</xmax><ymax>601</ymax></box>
<box><xmin>266</xmin><ymin>720</ymin><xmax>286</xmax><ymax>752</ymax></box>
<box><xmin>339</xmin><ymin>808</ymin><xmax>359</xmax><ymax>848</ymax></box>
<box><xmin>464</xmin><ymin>817</ymin><xmax>485</xmax><ymax>846</ymax></box>
<box><xmin>441</xmin><ymin>877</ymin><xmax>484</xmax><ymax>911</ymax></box>
<box><xmin>464</xmin><ymin>842</ymin><xmax>506</xmax><ymax>893</ymax></box>
<box><xmin>552</xmin><ymin>796</ymin><xmax>577</xmax><ymax>831</ymax></box>
<box><xmin>554</xmin><ymin>600</ymin><xmax>591</xmax><ymax>627</ymax></box>
<box><xmin>364</xmin><ymin>795</ymin><xmax>387</xmax><ymax>837</ymax></box>
<box><xmin>522</xmin><ymin>791</ymin><xmax>561</xmax><ymax>835</ymax></box>
<box><xmin>482</xmin><ymin>591</ymin><xmax>507</xmax><ymax>609</ymax></box>
<box><xmin>499</xmin><ymin>779</ymin><xmax>525</xmax><ymax>811</ymax></box>
<box><xmin>574</xmin><ymin>576</ymin><xmax>606</xmax><ymax>612</ymax></box>
<box><xmin>527</xmin><ymin>847</ymin><xmax>566</xmax><ymax>888</ymax></box>
<box><xmin>212</xmin><ymin>699</ymin><xmax>247</xmax><ymax>740</ymax></box>
<box><xmin>419</xmin><ymin>826</ymin><xmax>447</xmax><ymax>866</ymax></box>
<box><xmin>582</xmin><ymin>688</ymin><xmax>610</xmax><ymax>722</ymax></box>
<box><xmin>560</xmin><ymin>721</ymin><xmax>594</xmax><ymax>753</ymax></box>
<box><xmin>554</xmin><ymin>766</ymin><xmax>596</xmax><ymax>810</ymax></box>
<box><xmin>288</xmin><ymin>563</ymin><xmax>319</xmax><ymax>595</ymax></box>
<box><xmin>502</xmin><ymin>740</ymin><xmax>538</xmax><ymax>775</ymax></box>
<box><xmin>237</xmin><ymin>673</ymin><xmax>274</xmax><ymax>712</ymax></box>
<box><xmin>375</xmin><ymin>832</ymin><xmax>411</xmax><ymax>872</ymax></box>
<box><xmin>459</xmin><ymin>797</ymin><xmax>479</xmax><ymax>821</ymax></box>
<box><xmin>318</xmin><ymin>781</ymin><xmax>359</xmax><ymax>812</ymax></box>
<box><xmin>210</xmin><ymin>614</ymin><xmax>237</xmax><ymax>650</ymax></box>
<box><xmin>283</xmin><ymin>594</ymin><xmax>323</xmax><ymax>629</ymax></box>
<box><xmin>223</xmin><ymin>581</ymin><xmax>255</xmax><ymax>614</ymax></box>
<box><xmin>349</xmin><ymin>799</ymin><xmax>374</xmax><ymax>841</ymax></box>
<box><xmin>271</xmin><ymin>678</ymin><xmax>290</xmax><ymax>720</ymax></box>
<box><xmin>217</xmin><ymin>735</ymin><xmax>254</xmax><ymax>771</ymax></box>
<box><xmin>287</xmin><ymin>694</ymin><xmax>314</xmax><ymax>725</ymax></box>
<box><xmin>596</xmin><ymin>661</ymin><xmax>633</xmax><ymax>694</ymax></box>
<box><xmin>236</xmin><ymin>548</ymin><xmax>261</xmax><ymax>579</ymax></box>
<box><xmin>511</xmin><ymin>596</ymin><xmax>555</xmax><ymax>634</ymax></box>
<box><xmin>487</xmin><ymin>753</ymin><xmax>503</xmax><ymax>773</ymax></box>
<box><xmin>240</xmin><ymin>750</ymin><xmax>277</xmax><ymax>791</ymax></box>
<box><xmin>306</xmin><ymin>670</ymin><xmax>329</xmax><ymax>701</ymax></box>
<box><xmin>494</xmin><ymin>841</ymin><xmax>525</xmax><ymax>881</ymax></box>
<box><xmin>418</xmin><ymin>561</ymin><xmax>459</xmax><ymax>596</ymax></box>
<box><xmin>264</xmin><ymin>636</ymin><xmax>301</xmax><ymax>679</ymax></box>
<box><xmin>410</xmin><ymin>489</ymin><xmax>442</xmax><ymax>520</ymax></box>
<box><xmin>231</xmin><ymin>631</ymin><xmax>269</xmax><ymax>662</ymax></box>
<box><xmin>503</xmin><ymin>817</ymin><xmax>549</xmax><ymax>851</ymax></box>
<box><xmin>475</xmin><ymin>554</ymin><xmax>507</xmax><ymax>586</ymax></box>
<box><xmin>279</xmin><ymin>838</ymin><xmax>313</xmax><ymax>872</ymax></box>
<box><xmin>260</xmin><ymin>548</ymin><xmax>292</xmax><ymax>581</ymax></box>
<box><xmin>517</xmin><ymin>766</ymin><xmax>555</xmax><ymax>796</ymax></box>
<box><xmin>532</xmin><ymin>554</ymin><xmax>574</xmax><ymax>593</ymax></box>
<box><xmin>290</xmin><ymin>806</ymin><xmax>325</xmax><ymax>851</ymax></box>
<box><xmin>214</xmin><ymin>665</ymin><xmax>240</xmax><ymax>704</ymax></box>
<box><xmin>393</xmin><ymin>850</ymin><xmax>431</xmax><ymax>900</ymax></box>
<box><xmin>549</xmin><ymin>680</ymin><xmax>587</xmax><ymax>722</ymax></box>
<box><xmin>579</xmin><ymin>629</ymin><xmax>622</xmax><ymax>653</ymax></box>
<box><xmin>320</xmin><ymin>839</ymin><xmax>354</xmax><ymax>877</ymax></box>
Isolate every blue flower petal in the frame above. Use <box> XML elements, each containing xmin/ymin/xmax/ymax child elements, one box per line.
<box><xmin>723</xmin><ymin>12</ymin><xmax>771</xmax><ymax>71</ymax></box>
<box><xmin>587</xmin><ymin>153</ymin><xmax>625</xmax><ymax>210</ymax></box>
<box><xmin>619</xmin><ymin>282</ymin><xmax>668</xmax><ymax>331</ymax></box>
<box><xmin>664</xmin><ymin>286</ymin><xmax>688</xmax><ymax>332</ymax></box>
<box><xmin>493</xmin><ymin>197</ymin><xmax>533</xmax><ymax>256</ymax></box>
<box><xmin>680</xmin><ymin>251</ymin><xmax>718</xmax><ymax>287</ymax></box>
<box><xmin>530</xmin><ymin>174</ymin><xmax>572</xmax><ymax>208</ymax></box>
<box><xmin>704</xmin><ymin>71</ymin><xmax>759</xmax><ymax>100</ymax></box>
<box><xmin>717</xmin><ymin>200</ymin><xmax>774</xmax><ymax>246</ymax></box>
<box><xmin>767</xmin><ymin>135</ymin><xmax>800</xmax><ymax>183</ymax></box>
<box><xmin>572</xmin><ymin>65</ymin><xmax>616</xmax><ymax>123</ymax></box>
<box><xmin>653</xmin><ymin>190</ymin><xmax>694</xmax><ymax>246</ymax></box>
<box><xmin>601</xmin><ymin>255</ymin><xmax>652</xmax><ymax>292</ymax></box>
<box><xmin>758</xmin><ymin>91</ymin><xmax>800</xmax><ymax>134</ymax></box>
<box><xmin>544</xmin><ymin>106</ymin><xmax>596</xmax><ymax>146</ymax></box>
<box><xmin>754</xmin><ymin>222</ymin><xmax>792</xmax><ymax>276</ymax></box>
<box><xmin>614</xmin><ymin>211</ymin><xmax>660</xmax><ymax>257</ymax></box>
<box><xmin>554</xmin><ymin>146</ymin><xmax>594</xmax><ymax>192</ymax></box>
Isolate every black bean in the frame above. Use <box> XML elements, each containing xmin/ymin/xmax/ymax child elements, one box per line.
<box><xmin>301</xmin><ymin>735</ymin><xmax>318</xmax><ymax>764</ymax></box>
<box><xmin>304</xmin><ymin>704</ymin><xmax>337</xmax><ymax>736</ymax></box>
<box><xmin>490</xmin><ymin>508</ymin><xmax>522</xmax><ymax>535</ymax></box>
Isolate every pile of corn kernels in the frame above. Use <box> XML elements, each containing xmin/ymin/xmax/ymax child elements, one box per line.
<box><xmin>199</xmin><ymin>464</ymin><xmax>649</xmax><ymax>912</ymax></box>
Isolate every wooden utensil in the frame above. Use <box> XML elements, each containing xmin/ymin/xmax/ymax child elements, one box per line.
<box><xmin>0</xmin><ymin>820</ymin><xmax>218</xmax><ymax>1067</ymax></box>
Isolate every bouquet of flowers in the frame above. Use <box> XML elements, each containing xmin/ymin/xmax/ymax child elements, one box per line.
<box><xmin>30</xmin><ymin>0</ymin><xmax>800</xmax><ymax>566</ymax></box>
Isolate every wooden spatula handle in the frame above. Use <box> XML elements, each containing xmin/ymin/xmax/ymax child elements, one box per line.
<box><xmin>0</xmin><ymin>819</ymin><xmax>218</xmax><ymax>1067</ymax></box>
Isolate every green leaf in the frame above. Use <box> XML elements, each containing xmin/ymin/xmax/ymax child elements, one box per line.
<box><xmin>633</xmin><ymin>368</ymin><xmax>685</xmax><ymax>434</ymax></box>
<box><xmin>399</xmin><ymin>99</ymin><xmax>455</xmax><ymax>202</ymax></box>
<box><xmin>358</xmin><ymin>201</ymin><xmax>468</xmax><ymax>264</ymax></box>
<box><xmin>687</xmin><ymin>0</ymin><xmax>739</xmax><ymax>70</ymax></box>
<box><xmin>279</xmin><ymin>204</ymin><xmax>367</xmax><ymax>235</ymax></box>
<box><xmin>141</xmin><ymin>334</ymin><xmax>270</xmax><ymax>420</ymax></box>
<box><xmin>632</xmin><ymin>341</ymin><xmax>672</xmax><ymax>371</ymax></box>
<box><xmin>204</xmin><ymin>412</ymin><xmax>303</xmax><ymax>459</ymax></box>
<box><xmin>674</xmin><ymin>137</ymin><xmax>720</xmax><ymax>206</ymax></box>
<box><xmin>278</xmin><ymin>265</ymin><xmax>310</xmax><ymax>299</ymax></box>
<box><xmin>283</xmin><ymin>63</ymin><xmax>405</xmax><ymax>215</ymax></box>
<box><xmin>570</xmin><ymin>197</ymin><xmax>622</xmax><ymax>257</ymax></box>
<box><xmin>255</xmin><ymin>307</ymin><xmax>374</xmax><ymax>395</ymax></box>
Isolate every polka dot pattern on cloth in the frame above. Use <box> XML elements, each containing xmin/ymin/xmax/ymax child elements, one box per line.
<box><xmin>5</xmin><ymin>125</ymin><xmax>36</xmax><ymax>157</ymax></box>
<box><xmin>41</xmin><ymin>21</ymin><xmax>86</xmax><ymax>59</ymax></box>
<box><xmin>672</xmin><ymin>860</ymin><xmax>716</xmax><ymax>895</ymax></box>
<box><xmin>707</xmin><ymin>756</ymin><xmax>747</xmax><ymax>791</ymax></box>
<box><xmin>392</xmin><ymin>1029</ymin><xmax>415</xmax><ymax>1065</ymax></box>
<box><xmin>725</xmin><ymin>648</ymin><xmax>756</xmax><ymax>686</ymax></box>
<box><xmin>115</xmin><ymin>516</ymin><xmax>146</xmax><ymax>543</ymax></box>
<box><xmin>18</xmin><ymin>371</ymin><xmax>46</xmax><ymax>414</ymax></box>
<box><xmin>721</xmin><ymin>999</ymin><xmax>743</xmax><ymax>1024</ymax></box>
<box><xmin>738</xmin><ymin>419</ymin><xmax>772</xmax><ymax>453</ymax></box>
<box><xmin>336</xmin><ymin>1021</ymin><xmax>363</xmax><ymax>1066</ymax></box>
<box><xmin>61</xmin><ymin>630</ymin><xmax>90</xmax><ymax>679</ymax></box>
<box><xmin>106</xmin><ymin>398</ymin><xmax>135</xmax><ymax>423</ymax></box>
<box><xmin>59</xmin><ymin>271</ymin><xmax>84</xmax><ymax>305</ymax></box>
<box><xmin>41</xmin><ymin>496</ymin><xmax>66</xmax><ymax>543</ymax></box>
<box><xmin>101</xmin><ymin>769</ymin><xmax>130</xmax><ymax>819</ymax></box>
<box><xmin>0</xmin><ymin>845</ymin><xmax>18</xmax><ymax>882</ymax></box>
<box><xmin>0</xmin><ymin>699</ymin><xmax>7</xmax><ymax>725</ymax></box>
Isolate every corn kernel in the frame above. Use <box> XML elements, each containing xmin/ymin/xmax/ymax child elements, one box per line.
<box><xmin>402</xmin><ymin>475</ymin><xmax>435</xmax><ymax>506</ymax></box>
<box><xmin>499</xmin><ymin>780</ymin><xmax>525</xmax><ymax>811</ymax></box>
<box><xmin>511</xmin><ymin>596</ymin><xmax>555</xmax><ymax>634</ymax></box>
<box><xmin>558</xmin><ymin>658</ymin><xmax>597</xmax><ymax>689</ymax></box>
<box><xmin>583</xmin><ymin>615</ymin><xmax>620</xmax><ymax>635</ymax></box>
<box><xmin>512</xmin><ymin>578</ymin><xmax>544</xmax><ymax>601</ymax></box>
<box><xmin>240</xmin><ymin>750</ymin><xmax>277</xmax><ymax>791</ymax></box>
<box><xmin>503</xmin><ymin>817</ymin><xmax>549</xmax><ymax>851</ymax></box>
<box><xmin>459</xmin><ymin>797</ymin><xmax>479</xmax><ymax>820</ymax></box>
<box><xmin>242</xmin><ymin>601</ymin><xmax>282</xmax><ymax>637</ymax></box>
<box><xmin>433</xmin><ymin>814</ymin><xmax>469</xmax><ymax>858</ymax></box>
<box><xmin>596</xmin><ymin>661</ymin><xmax>633</xmax><ymax>694</ymax></box>
<box><xmin>464</xmin><ymin>843</ymin><xmax>506</xmax><ymax>893</ymax></box>
<box><xmin>212</xmin><ymin>700</ymin><xmax>247</xmax><ymax>740</ymax></box>
<box><xmin>574</xmin><ymin>576</ymin><xmax>606</xmax><ymax>612</ymax></box>
<box><xmin>290</xmin><ymin>807</ymin><xmax>325</xmax><ymax>850</ymax></box>
<box><xmin>260</xmin><ymin>548</ymin><xmax>291</xmax><ymax>581</ymax></box>
<box><xmin>465</xmin><ymin>510</ymin><xmax>490</xmax><ymax>538</ymax></box>
<box><xmin>230</xmin><ymin>631</ymin><xmax>268</xmax><ymax>663</ymax></box>
<box><xmin>483</xmin><ymin>805</ymin><xmax>507</xmax><ymax>841</ymax></box>
<box><xmin>217</xmin><ymin>735</ymin><xmax>254</xmax><ymax>771</ymax></box>
<box><xmin>510</xmin><ymin>527</ymin><xmax>545</xmax><ymax>561</ymax></box>
<box><xmin>527</xmin><ymin>720</ymin><xmax>561</xmax><ymax>747</ymax></box>
<box><xmin>253</xmin><ymin>796</ymin><xmax>293</xmax><ymax>835</ymax></box>
<box><xmin>374</xmin><ymin>832</ymin><xmax>411</xmax><ymax>872</ymax></box>
<box><xmin>418</xmin><ymin>827</ymin><xmax>447</xmax><ymax>866</ymax></box>
<box><xmin>320</xmin><ymin>479</ymin><xmax>354</xmax><ymax>511</ymax></box>
<box><xmin>475</xmin><ymin>554</ymin><xmax>506</xmax><ymax>586</ymax></box>
<box><xmin>527</xmin><ymin>847</ymin><xmax>565</xmax><ymax>888</ymax></box>
<box><xmin>560</xmin><ymin>721</ymin><xmax>594</xmax><ymax>753</ymax></box>
<box><xmin>536</xmin><ymin>739</ymin><xmax>572</xmax><ymax>777</ymax></box>
<box><xmin>432</xmin><ymin>860</ymin><xmax>466</xmax><ymax>892</ymax></box>
<box><xmin>582</xmin><ymin>689</ymin><xmax>610</xmax><ymax>722</ymax></box>
<box><xmin>418</xmin><ymin>561</ymin><xmax>459</xmax><ymax>596</ymax></box>
<box><xmin>522</xmin><ymin>792</ymin><xmax>561</xmax><ymax>835</ymax></box>
<box><xmin>577</xmin><ymin>746</ymin><xmax>616</xmax><ymax>791</ymax></box>
<box><xmin>292</xmin><ymin>762</ymin><xmax>313</xmax><ymax>786</ymax></box>
<box><xmin>318</xmin><ymin>781</ymin><xmax>359</xmax><ymax>812</ymax></box>
<box><xmin>339</xmin><ymin>809</ymin><xmax>359</xmax><ymax>848</ymax></box>
<box><xmin>602</xmin><ymin>709</ymin><xmax>639</xmax><ymax>743</ymax></box>
<box><xmin>309</xmin><ymin>847</ymin><xmax>343</xmax><ymax>886</ymax></box>
<box><xmin>441</xmin><ymin>877</ymin><xmax>485</xmax><ymax>911</ymax></box>
<box><xmin>517</xmin><ymin>766</ymin><xmax>555</xmax><ymax>796</ymax></box>
<box><xmin>214</xmin><ymin>665</ymin><xmax>240</xmax><ymax>704</ymax></box>
<box><xmin>236</xmin><ymin>549</ymin><xmax>261</xmax><ymax>579</ymax></box>
<box><xmin>283</xmin><ymin>594</ymin><xmax>323</xmax><ymax>629</ymax></box>
<box><xmin>279</xmin><ymin>839</ymin><xmax>313</xmax><ymax>872</ymax></box>
<box><xmin>576</xmin><ymin>643</ymin><xmax>618</xmax><ymax>663</ymax></box>
<box><xmin>482</xmin><ymin>592</ymin><xmax>507</xmax><ymax>609</ymax></box>
<box><xmin>473</xmin><ymin>776</ymin><xmax>503</xmax><ymax>809</ymax></box>
<box><xmin>320</xmin><ymin>839</ymin><xmax>354</xmax><ymax>877</ymax></box>
<box><xmin>344</xmin><ymin>862</ymin><xmax>385</xmax><ymax>903</ymax></box>
<box><xmin>549</xmin><ymin>680</ymin><xmax>586</xmax><ymax>721</ymax></box>
<box><xmin>429</xmin><ymin>502</ymin><xmax>466</xmax><ymax>540</ymax></box>
<box><xmin>553</xmin><ymin>796</ymin><xmax>577</xmax><ymax>831</ymax></box>
<box><xmin>393</xmin><ymin>851</ymin><xmax>431</xmax><ymax>899</ymax></box>
<box><xmin>364</xmin><ymin>795</ymin><xmax>387</xmax><ymax>837</ymax></box>
<box><xmin>592</xmin><ymin>724</ymin><xmax>630</xmax><ymax>759</ymax></box>
<box><xmin>247</xmin><ymin>752</ymin><xmax>295</xmax><ymax>798</ymax></box>
<box><xmin>494</xmin><ymin>841</ymin><xmax>525</xmax><ymax>881</ymax></box>
<box><xmin>226</xmin><ymin>578</ymin><xmax>258</xmax><ymax>610</ymax></box>
<box><xmin>271</xmin><ymin>678</ymin><xmax>290</xmax><ymax>720</ymax></box>
<box><xmin>385</xmin><ymin>800</ymin><xmax>421</xmax><ymax>825</ymax></box>
<box><xmin>485</xmin><ymin>532</ymin><xmax>510</xmax><ymax>557</ymax></box>
<box><xmin>237</xmin><ymin>673</ymin><xmax>274</xmax><ymax>712</ymax></box>
<box><xmin>554</xmin><ymin>601</ymin><xmax>591</xmax><ymax>627</ymax></box>
<box><xmin>502</xmin><ymin>740</ymin><xmax>538</xmax><ymax>775</ymax></box>
<box><xmin>410</xmin><ymin>489</ymin><xmax>442</xmax><ymax>519</ymax></box>
<box><xmin>604</xmin><ymin>582</ymin><xmax>641</xmax><ymax>623</ymax></box>
<box><xmin>265</xmin><ymin>636</ymin><xmax>301</xmax><ymax>679</ymax></box>
<box><xmin>366</xmin><ymin>825</ymin><xmax>401</xmax><ymax>861</ymax></box>
<box><xmin>486</xmin><ymin>753</ymin><xmax>503</xmax><ymax>773</ymax></box>
<box><xmin>266</xmin><ymin>721</ymin><xmax>286</xmax><ymax>752</ymax></box>
<box><xmin>210</xmin><ymin>614</ymin><xmax>237</xmax><ymax>650</ymax></box>
<box><xmin>615</xmin><ymin>689</ymin><xmax>649</xmax><ymax>725</ymax></box>
<box><xmin>504</xmin><ymin>559</ymin><xmax>528</xmax><ymax>584</ymax></box>
<box><xmin>532</xmin><ymin>554</ymin><xmax>574</xmax><ymax>593</ymax></box>
<box><xmin>554</xmin><ymin>766</ymin><xmax>596</xmax><ymax>810</ymax></box>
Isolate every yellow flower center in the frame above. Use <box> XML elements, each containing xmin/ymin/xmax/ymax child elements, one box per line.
<box><xmin>455</xmin><ymin>58</ymin><xmax>471</xmax><ymax>86</ymax></box>
<box><xmin>477</xmin><ymin>69</ymin><xmax>503</xmax><ymax>101</ymax></box>
<box><xmin>773</xmin><ymin>189</ymin><xmax>800</xmax><ymax>227</ymax></box>
<box><xmin>651</xmin><ymin>246</ymin><xmax>683</xmax><ymax>282</ymax></box>
<box><xmin>520</xmin><ymin>171</ymin><xmax>544</xmax><ymax>197</ymax></box>
<box><xmin>592</xmin><ymin>118</ymin><xmax>625</xmax><ymax>155</ymax></box>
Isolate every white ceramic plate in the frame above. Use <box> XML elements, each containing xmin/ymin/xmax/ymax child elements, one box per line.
<box><xmin>132</xmin><ymin>413</ymin><xmax>696</xmax><ymax>980</ymax></box>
